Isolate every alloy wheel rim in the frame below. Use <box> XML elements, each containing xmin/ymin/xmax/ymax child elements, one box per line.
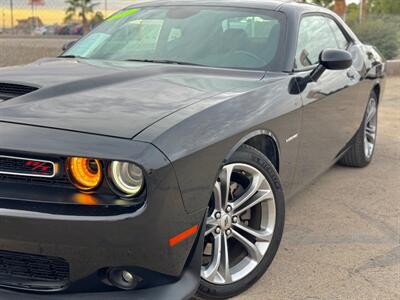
<box><xmin>364</xmin><ymin>98</ymin><xmax>378</xmax><ymax>159</ymax></box>
<box><xmin>201</xmin><ymin>163</ymin><xmax>276</xmax><ymax>285</ymax></box>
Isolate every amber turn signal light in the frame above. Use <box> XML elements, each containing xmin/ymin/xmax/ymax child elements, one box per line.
<box><xmin>66</xmin><ymin>157</ymin><xmax>102</xmax><ymax>191</ymax></box>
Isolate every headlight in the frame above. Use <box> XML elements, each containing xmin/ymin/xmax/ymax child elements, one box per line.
<box><xmin>109</xmin><ymin>161</ymin><xmax>144</xmax><ymax>197</ymax></box>
<box><xmin>66</xmin><ymin>157</ymin><xmax>103</xmax><ymax>191</ymax></box>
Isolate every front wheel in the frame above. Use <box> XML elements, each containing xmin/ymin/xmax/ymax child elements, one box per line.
<box><xmin>196</xmin><ymin>145</ymin><xmax>285</xmax><ymax>299</ymax></box>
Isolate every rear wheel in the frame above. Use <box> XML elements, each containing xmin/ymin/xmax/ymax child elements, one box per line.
<box><xmin>196</xmin><ymin>145</ymin><xmax>285</xmax><ymax>299</ymax></box>
<box><xmin>339</xmin><ymin>91</ymin><xmax>378</xmax><ymax>167</ymax></box>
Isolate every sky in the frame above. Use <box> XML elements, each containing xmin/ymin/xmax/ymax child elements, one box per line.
<box><xmin>0</xmin><ymin>0</ymin><xmax>132</xmax><ymax>27</ymax></box>
<box><xmin>0</xmin><ymin>0</ymin><xmax>132</xmax><ymax>9</ymax></box>
<box><xmin>0</xmin><ymin>0</ymin><xmax>362</xmax><ymax>28</ymax></box>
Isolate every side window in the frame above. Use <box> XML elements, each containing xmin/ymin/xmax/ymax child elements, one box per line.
<box><xmin>326</xmin><ymin>18</ymin><xmax>349</xmax><ymax>50</ymax></box>
<box><xmin>295</xmin><ymin>15</ymin><xmax>344</xmax><ymax>69</ymax></box>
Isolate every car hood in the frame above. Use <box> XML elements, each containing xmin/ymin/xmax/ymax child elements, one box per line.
<box><xmin>0</xmin><ymin>58</ymin><xmax>264</xmax><ymax>139</ymax></box>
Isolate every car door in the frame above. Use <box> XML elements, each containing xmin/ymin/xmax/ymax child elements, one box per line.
<box><xmin>293</xmin><ymin>14</ymin><xmax>360</xmax><ymax>189</ymax></box>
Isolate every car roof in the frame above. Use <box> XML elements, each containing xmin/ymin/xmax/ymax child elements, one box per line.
<box><xmin>127</xmin><ymin>0</ymin><xmax>321</xmax><ymax>12</ymax></box>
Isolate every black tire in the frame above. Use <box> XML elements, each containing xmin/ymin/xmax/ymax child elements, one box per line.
<box><xmin>339</xmin><ymin>91</ymin><xmax>378</xmax><ymax>168</ymax></box>
<box><xmin>196</xmin><ymin>145</ymin><xmax>285</xmax><ymax>299</ymax></box>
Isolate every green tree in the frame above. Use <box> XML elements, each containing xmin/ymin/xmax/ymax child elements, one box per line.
<box><xmin>353</xmin><ymin>17</ymin><xmax>399</xmax><ymax>59</ymax></box>
<box><xmin>65</xmin><ymin>0</ymin><xmax>98</xmax><ymax>34</ymax></box>
<box><xmin>368</xmin><ymin>0</ymin><xmax>400</xmax><ymax>15</ymax></box>
<box><xmin>346</xmin><ymin>3</ymin><xmax>360</xmax><ymax>27</ymax></box>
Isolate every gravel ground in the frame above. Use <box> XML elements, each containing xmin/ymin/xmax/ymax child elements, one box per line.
<box><xmin>0</xmin><ymin>37</ymin><xmax>399</xmax><ymax>300</ymax></box>
<box><xmin>0</xmin><ymin>37</ymin><xmax>70</xmax><ymax>67</ymax></box>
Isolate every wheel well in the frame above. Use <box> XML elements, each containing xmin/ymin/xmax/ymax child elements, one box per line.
<box><xmin>373</xmin><ymin>84</ymin><xmax>381</xmax><ymax>104</ymax></box>
<box><xmin>244</xmin><ymin>134</ymin><xmax>280</xmax><ymax>172</ymax></box>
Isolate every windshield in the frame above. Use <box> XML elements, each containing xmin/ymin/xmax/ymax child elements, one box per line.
<box><xmin>64</xmin><ymin>6</ymin><xmax>285</xmax><ymax>70</ymax></box>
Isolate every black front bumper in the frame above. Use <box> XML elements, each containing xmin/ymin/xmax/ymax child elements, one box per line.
<box><xmin>0</xmin><ymin>182</ymin><xmax>205</xmax><ymax>299</ymax></box>
<box><xmin>0</xmin><ymin>265</ymin><xmax>199</xmax><ymax>300</ymax></box>
<box><xmin>0</xmin><ymin>123</ymin><xmax>208</xmax><ymax>299</ymax></box>
<box><xmin>0</xmin><ymin>218</ymin><xmax>205</xmax><ymax>300</ymax></box>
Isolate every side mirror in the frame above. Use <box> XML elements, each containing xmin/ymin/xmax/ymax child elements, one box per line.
<box><xmin>309</xmin><ymin>49</ymin><xmax>353</xmax><ymax>82</ymax></box>
<box><xmin>62</xmin><ymin>40</ymin><xmax>77</xmax><ymax>51</ymax></box>
<box><xmin>290</xmin><ymin>49</ymin><xmax>353</xmax><ymax>95</ymax></box>
<box><xmin>320</xmin><ymin>49</ymin><xmax>353</xmax><ymax>70</ymax></box>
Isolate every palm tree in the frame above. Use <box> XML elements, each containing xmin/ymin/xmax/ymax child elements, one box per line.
<box><xmin>65</xmin><ymin>0</ymin><xmax>98</xmax><ymax>33</ymax></box>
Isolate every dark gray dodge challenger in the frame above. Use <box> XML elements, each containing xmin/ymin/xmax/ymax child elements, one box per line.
<box><xmin>0</xmin><ymin>0</ymin><xmax>386</xmax><ymax>299</ymax></box>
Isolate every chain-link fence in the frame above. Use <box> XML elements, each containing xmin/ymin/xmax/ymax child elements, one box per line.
<box><xmin>0</xmin><ymin>0</ymin><xmax>131</xmax><ymax>35</ymax></box>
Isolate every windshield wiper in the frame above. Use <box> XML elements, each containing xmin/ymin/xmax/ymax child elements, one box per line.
<box><xmin>58</xmin><ymin>55</ymin><xmax>87</xmax><ymax>59</ymax></box>
<box><xmin>125</xmin><ymin>59</ymin><xmax>203</xmax><ymax>66</ymax></box>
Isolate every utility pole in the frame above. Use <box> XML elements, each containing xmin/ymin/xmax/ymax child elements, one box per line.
<box><xmin>31</xmin><ymin>0</ymin><xmax>35</xmax><ymax>33</ymax></box>
<box><xmin>105</xmin><ymin>0</ymin><xmax>108</xmax><ymax>18</ymax></box>
<box><xmin>359</xmin><ymin>0</ymin><xmax>368</xmax><ymax>23</ymax></box>
<box><xmin>9</xmin><ymin>0</ymin><xmax>14</xmax><ymax>33</ymax></box>
<box><xmin>2</xmin><ymin>7</ymin><xmax>5</xmax><ymax>33</ymax></box>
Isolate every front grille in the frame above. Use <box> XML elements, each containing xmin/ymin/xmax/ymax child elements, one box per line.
<box><xmin>0</xmin><ymin>250</ymin><xmax>69</xmax><ymax>291</ymax></box>
<box><xmin>0</xmin><ymin>83</ymin><xmax>38</xmax><ymax>100</ymax></box>
<box><xmin>0</xmin><ymin>155</ymin><xmax>56</xmax><ymax>178</ymax></box>
<box><xmin>0</xmin><ymin>154</ymin><xmax>69</xmax><ymax>188</ymax></box>
<box><xmin>0</xmin><ymin>173</ymin><xmax>71</xmax><ymax>188</ymax></box>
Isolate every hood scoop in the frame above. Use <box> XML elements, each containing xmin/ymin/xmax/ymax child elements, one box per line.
<box><xmin>0</xmin><ymin>83</ymin><xmax>39</xmax><ymax>101</ymax></box>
